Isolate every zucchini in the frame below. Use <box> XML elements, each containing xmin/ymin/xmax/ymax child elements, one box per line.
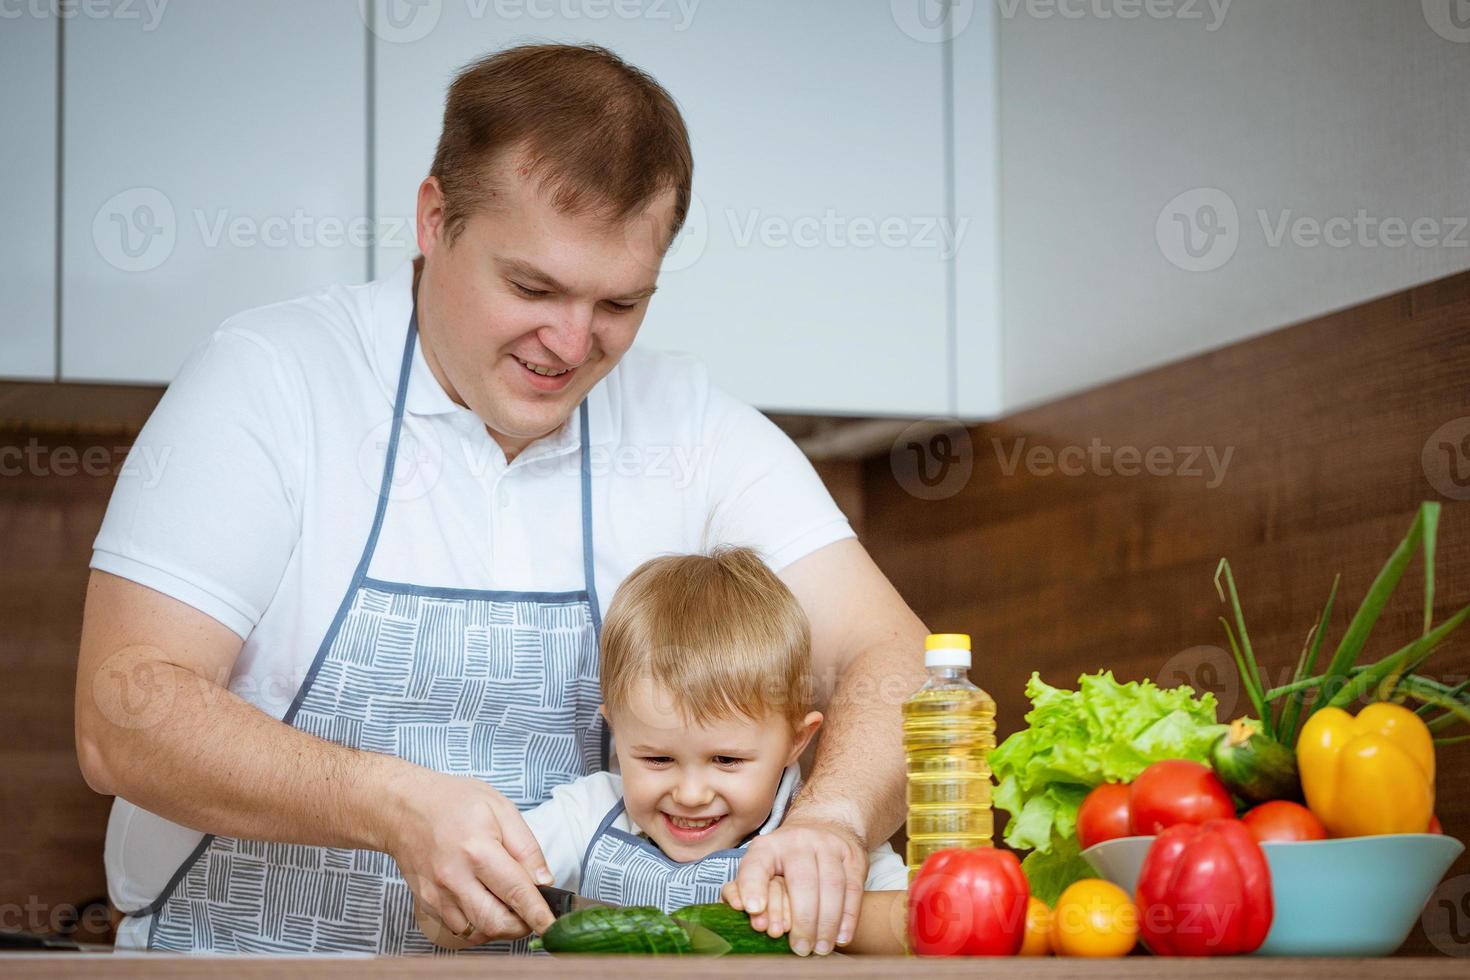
<box><xmin>536</xmin><ymin>906</ymin><xmax>694</xmax><ymax>954</ymax></box>
<box><xmin>671</xmin><ymin>902</ymin><xmax>794</xmax><ymax>955</ymax></box>
<box><xmin>1209</xmin><ymin>716</ymin><xmax>1303</xmax><ymax>805</ymax></box>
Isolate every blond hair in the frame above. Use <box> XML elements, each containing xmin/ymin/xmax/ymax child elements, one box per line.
<box><xmin>429</xmin><ymin>43</ymin><xmax>693</xmax><ymax>249</ymax></box>
<box><xmin>600</xmin><ymin>547</ymin><xmax>812</xmax><ymax>729</ymax></box>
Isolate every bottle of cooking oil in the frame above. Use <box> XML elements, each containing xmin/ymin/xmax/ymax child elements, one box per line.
<box><xmin>903</xmin><ymin>633</ymin><xmax>996</xmax><ymax>880</ymax></box>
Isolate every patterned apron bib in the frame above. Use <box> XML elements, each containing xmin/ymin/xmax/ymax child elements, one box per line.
<box><xmin>577</xmin><ymin>766</ymin><xmax>799</xmax><ymax>913</ymax></box>
<box><xmin>130</xmin><ymin>298</ymin><xmax>609</xmax><ymax>954</ymax></box>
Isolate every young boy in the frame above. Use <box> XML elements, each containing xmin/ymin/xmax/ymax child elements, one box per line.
<box><xmin>421</xmin><ymin>546</ymin><xmax>907</xmax><ymax>952</ymax></box>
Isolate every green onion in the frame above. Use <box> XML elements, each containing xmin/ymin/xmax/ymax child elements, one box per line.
<box><xmin>1208</xmin><ymin>503</ymin><xmax>1467</xmax><ymax>749</ymax></box>
<box><xmin>1215</xmin><ymin>559</ymin><xmax>1271</xmax><ymax>739</ymax></box>
<box><xmin>1417</xmin><ymin>676</ymin><xmax>1470</xmax><ymax>717</ymax></box>
<box><xmin>1306</xmin><ymin>504</ymin><xmax>1437</xmax><ymax>725</ymax></box>
<box><xmin>1280</xmin><ymin>575</ymin><xmax>1337</xmax><ymax>746</ymax></box>
<box><xmin>1325</xmin><ymin>602</ymin><xmax>1470</xmax><ymax>710</ymax></box>
<box><xmin>1389</xmin><ymin>674</ymin><xmax>1470</xmax><ymax>732</ymax></box>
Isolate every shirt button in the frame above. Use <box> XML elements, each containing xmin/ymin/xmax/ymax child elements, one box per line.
<box><xmin>497</xmin><ymin>487</ymin><xmax>510</xmax><ymax>509</ymax></box>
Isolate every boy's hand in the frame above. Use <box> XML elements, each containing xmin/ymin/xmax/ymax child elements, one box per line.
<box><xmin>727</xmin><ymin>817</ymin><xmax>865</xmax><ymax>956</ymax></box>
<box><xmin>722</xmin><ymin>876</ymin><xmax>792</xmax><ymax>941</ymax></box>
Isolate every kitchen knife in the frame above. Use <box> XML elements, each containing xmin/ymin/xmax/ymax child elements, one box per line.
<box><xmin>537</xmin><ymin>883</ymin><xmax>619</xmax><ymax>919</ymax></box>
<box><xmin>0</xmin><ymin>930</ymin><xmax>112</xmax><ymax>953</ymax></box>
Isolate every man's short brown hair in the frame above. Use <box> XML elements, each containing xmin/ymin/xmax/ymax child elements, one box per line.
<box><xmin>429</xmin><ymin>42</ymin><xmax>693</xmax><ymax>248</ymax></box>
<box><xmin>600</xmin><ymin>547</ymin><xmax>813</xmax><ymax>730</ymax></box>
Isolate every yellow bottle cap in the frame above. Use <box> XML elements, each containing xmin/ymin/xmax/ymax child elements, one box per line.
<box><xmin>924</xmin><ymin>633</ymin><xmax>971</xmax><ymax>668</ymax></box>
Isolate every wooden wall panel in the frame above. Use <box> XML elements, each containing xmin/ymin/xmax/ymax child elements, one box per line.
<box><xmin>860</xmin><ymin>269</ymin><xmax>1470</xmax><ymax>957</ymax></box>
<box><xmin>0</xmin><ymin>423</ymin><xmax>149</xmax><ymax>944</ymax></box>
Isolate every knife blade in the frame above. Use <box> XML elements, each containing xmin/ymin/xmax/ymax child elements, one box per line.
<box><xmin>537</xmin><ymin>883</ymin><xmax>619</xmax><ymax>919</ymax></box>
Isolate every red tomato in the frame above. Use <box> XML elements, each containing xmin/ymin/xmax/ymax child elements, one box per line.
<box><xmin>1128</xmin><ymin>760</ymin><xmax>1234</xmax><ymax>835</ymax></box>
<box><xmin>908</xmin><ymin>848</ymin><xmax>1030</xmax><ymax>956</ymax></box>
<box><xmin>1429</xmin><ymin>814</ymin><xmax>1443</xmax><ymax>834</ymax></box>
<box><xmin>1241</xmin><ymin>800</ymin><xmax>1327</xmax><ymax>842</ymax></box>
<box><xmin>1078</xmin><ymin>783</ymin><xmax>1133</xmax><ymax>849</ymax></box>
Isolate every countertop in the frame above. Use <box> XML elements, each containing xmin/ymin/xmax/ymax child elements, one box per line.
<box><xmin>2</xmin><ymin>956</ymin><xmax>1466</xmax><ymax>978</ymax></box>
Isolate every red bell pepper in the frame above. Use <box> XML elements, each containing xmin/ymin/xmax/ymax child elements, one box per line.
<box><xmin>1135</xmin><ymin>818</ymin><xmax>1273</xmax><ymax>956</ymax></box>
<box><xmin>908</xmin><ymin>848</ymin><xmax>1030</xmax><ymax>956</ymax></box>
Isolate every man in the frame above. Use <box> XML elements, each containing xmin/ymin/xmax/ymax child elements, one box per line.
<box><xmin>75</xmin><ymin>43</ymin><xmax>928</xmax><ymax>956</ymax></box>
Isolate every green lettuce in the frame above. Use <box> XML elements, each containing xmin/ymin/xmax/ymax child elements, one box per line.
<box><xmin>990</xmin><ymin>670</ymin><xmax>1226</xmax><ymax>905</ymax></box>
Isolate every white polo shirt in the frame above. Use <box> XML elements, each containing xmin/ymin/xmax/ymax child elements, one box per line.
<box><xmin>93</xmin><ymin>258</ymin><xmax>854</xmax><ymax>921</ymax></box>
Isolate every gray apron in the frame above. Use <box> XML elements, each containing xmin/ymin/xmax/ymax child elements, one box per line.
<box><xmin>131</xmin><ymin>298</ymin><xmax>609</xmax><ymax>954</ymax></box>
<box><xmin>578</xmin><ymin>766</ymin><xmax>799</xmax><ymax>913</ymax></box>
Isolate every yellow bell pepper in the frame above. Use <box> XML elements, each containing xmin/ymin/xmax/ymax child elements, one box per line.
<box><xmin>1297</xmin><ymin>702</ymin><xmax>1435</xmax><ymax>838</ymax></box>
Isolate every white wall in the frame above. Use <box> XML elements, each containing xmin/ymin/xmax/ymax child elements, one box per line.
<box><xmin>996</xmin><ymin>0</ymin><xmax>1470</xmax><ymax>411</ymax></box>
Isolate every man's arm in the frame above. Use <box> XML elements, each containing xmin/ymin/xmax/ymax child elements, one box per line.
<box><xmin>728</xmin><ymin>537</ymin><xmax>928</xmax><ymax>956</ymax></box>
<box><xmin>783</xmin><ymin>537</ymin><xmax>928</xmax><ymax>845</ymax></box>
<box><xmin>75</xmin><ymin>570</ymin><xmax>557</xmax><ymax>942</ymax></box>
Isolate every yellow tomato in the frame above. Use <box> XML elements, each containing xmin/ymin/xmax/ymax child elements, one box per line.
<box><xmin>1049</xmin><ymin>879</ymin><xmax>1138</xmax><ymax>957</ymax></box>
<box><xmin>1019</xmin><ymin>897</ymin><xmax>1053</xmax><ymax>956</ymax></box>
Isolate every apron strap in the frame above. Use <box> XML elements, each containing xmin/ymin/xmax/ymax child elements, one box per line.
<box><xmin>579</xmin><ymin>796</ymin><xmax>629</xmax><ymax>886</ymax></box>
<box><xmin>578</xmin><ymin>399</ymin><xmax>612</xmax><ymax>772</ymax></box>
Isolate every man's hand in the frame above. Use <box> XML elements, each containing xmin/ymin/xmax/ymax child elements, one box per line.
<box><xmin>726</xmin><ymin>817</ymin><xmax>865</xmax><ymax>956</ymax></box>
<box><xmin>384</xmin><ymin>767</ymin><xmax>557</xmax><ymax>945</ymax></box>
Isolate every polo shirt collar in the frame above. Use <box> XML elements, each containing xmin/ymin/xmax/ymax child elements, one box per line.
<box><xmin>368</xmin><ymin>258</ymin><xmax>620</xmax><ymax>450</ymax></box>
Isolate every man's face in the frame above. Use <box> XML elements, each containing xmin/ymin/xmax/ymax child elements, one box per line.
<box><xmin>415</xmin><ymin>150</ymin><xmax>675</xmax><ymax>458</ymax></box>
<box><xmin>604</xmin><ymin>680</ymin><xmax>821</xmax><ymax>863</ymax></box>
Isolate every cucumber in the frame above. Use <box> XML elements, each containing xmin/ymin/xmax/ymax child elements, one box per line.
<box><xmin>537</xmin><ymin>906</ymin><xmax>695</xmax><ymax>954</ymax></box>
<box><xmin>1209</xmin><ymin>716</ymin><xmax>1302</xmax><ymax>805</ymax></box>
<box><xmin>671</xmin><ymin>902</ymin><xmax>795</xmax><ymax>955</ymax></box>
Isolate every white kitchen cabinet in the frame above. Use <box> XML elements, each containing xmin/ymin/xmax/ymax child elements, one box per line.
<box><xmin>990</xmin><ymin>0</ymin><xmax>1470</xmax><ymax>414</ymax></box>
<box><xmin>1</xmin><ymin>10</ymin><xmax>58</xmax><ymax>381</ymax></box>
<box><xmin>372</xmin><ymin>0</ymin><xmax>987</xmax><ymax>416</ymax></box>
<box><xmin>951</xmin><ymin>0</ymin><xmax>1003</xmax><ymax>420</ymax></box>
<box><xmin>61</xmin><ymin>0</ymin><xmax>368</xmax><ymax>384</ymax></box>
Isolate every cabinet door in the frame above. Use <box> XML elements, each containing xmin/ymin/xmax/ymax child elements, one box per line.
<box><xmin>0</xmin><ymin>10</ymin><xmax>58</xmax><ymax>381</ymax></box>
<box><xmin>951</xmin><ymin>0</ymin><xmax>1002</xmax><ymax>420</ymax></box>
<box><xmin>372</xmin><ymin>0</ymin><xmax>967</xmax><ymax>416</ymax></box>
<box><xmin>62</xmin><ymin>0</ymin><xmax>367</xmax><ymax>384</ymax></box>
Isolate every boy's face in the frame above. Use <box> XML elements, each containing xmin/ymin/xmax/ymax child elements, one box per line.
<box><xmin>603</xmin><ymin>680</ymin><xmax>822</xmax><ymax>863</ymax></box>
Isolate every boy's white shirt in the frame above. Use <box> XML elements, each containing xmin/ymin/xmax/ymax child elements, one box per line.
<box><xmin>522</xmin><ymin>764</ymin><xmax>910</xmax><ymax>893</ymax></box>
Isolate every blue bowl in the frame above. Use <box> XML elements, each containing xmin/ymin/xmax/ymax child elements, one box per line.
<box><xmin>1081</xmin><ymin>833</ymin><xmax>1464</xmax><ymax>956</ymax></box>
